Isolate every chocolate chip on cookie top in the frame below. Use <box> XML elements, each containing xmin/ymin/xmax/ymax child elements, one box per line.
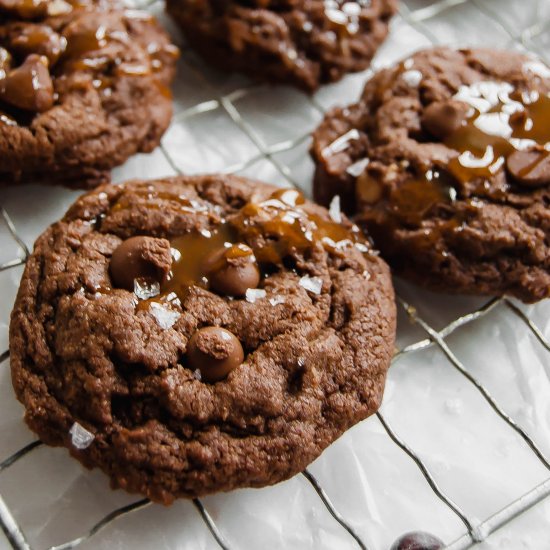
<box><xmin>311</xmin><ymin>47</ymin><xmax>550</xmax><ymax>302</ymax></box>
<box><xmin>10</xmin><ymin>175</ymin><xmax>395</xmax><ymax>503</ymax></box>
<box><xmin>166</xmin><ymin>0</ymin><xmax>398</xmax><ymax>92</ymax></box>
<box><xmin>187</xmin><ymin>327</ymin><xmax>245</xmax><ymax>383</ymax></box>
<box><xmin>0</xmin><ymin>0</ymin><xmax>179</xmax><ymax>187</ymax></box>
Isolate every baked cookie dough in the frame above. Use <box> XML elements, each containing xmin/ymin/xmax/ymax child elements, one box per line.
<box><xmin>311</xmin><ymin>47</ymin><xmax>550</xmax><ymax>302</ymax></box>
<box><xmin>10</xmin><ymin>174</ymin><xmax>396</xmax><ymax>503</ymax></box>
<box><xmin>0</xmin><ymin>0</ymin><xmax>178</xmax><ymax>188</ymax></box>
<box><xmin>166</xmin><ymin>0</ymin><xmax>397</xmax><ymax>92</ymax></box>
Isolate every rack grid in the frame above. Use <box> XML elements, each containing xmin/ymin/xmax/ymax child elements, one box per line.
<box><xmin>0</xmin><ymin>0</ymin><xmax>549</xmax><ymax>548</ymax></box>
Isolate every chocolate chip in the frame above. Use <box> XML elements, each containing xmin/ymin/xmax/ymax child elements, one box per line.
<box><xmin>186</xmin><ymin>327</ymin><xmax>244</xmax><ymax>383</ymax></box>
<box><xmin>10</xmin><ymin>25</ymin><xmax>67</xmax><ymax>67</ymax></box>
<box><xmin>421</xmin><ymin>100</ymin><xmax>470</xmax><ymax>140</ymax></box>
<box><xmin>0</xmin><ymin>0</ymin><xmax>48</xmax><ymax>18</ymax></box>
<box><xmin>110</xmin><ymin>236</ymin><xmax>172</xmax><ymax>292</ymax></box>
<box><xmin>506</xmin><ymin>149</ymin><xmax>550</xmax><ymax>188</ymax></box>
<box><xmin>0</xmin><ymin>54</ymin><xmax>53</xmax><ymax>112</ymax></box>
<box><xmin>202</xmin><ymin>244</ymin><xmax>260</xmax><ymax>297</ymax></box>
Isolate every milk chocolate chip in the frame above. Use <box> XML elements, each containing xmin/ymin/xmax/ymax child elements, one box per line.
<box><xmin>110</xmin><ymin>236</ymin><xmax>172</xmax><ymax>291</ymax></box>
<box><xmin>0</xmin><ymin>0</ymin><xmax>48</xmax><ymax>18</ymax></box>
<box><xmin>202</xmin><ymin>244</ymin><xmax>260</xmax><ymax>297</ymax></box>
<box><xmin>10</xmin><ymin>25</ymin><xmax>67</xmax><ymax>67</ymax></box>
<box><xmin>421</xmin><ymin>100</ymin><xmax>469</xmax><ymax>140</ymax></box>
<box><xmin>187</xmin><ymin>327</ymin><xmax>244</xmax><ymax>383</ymax></box>
<box><xmin>0</xmin><ymin>55</ymin><xmax>54</xmax><ymax>112</ymax></box>
<box><xmin>506</xmin><ymin>149</ymin><xmax>550</xmax><ymax>188</ymax></box>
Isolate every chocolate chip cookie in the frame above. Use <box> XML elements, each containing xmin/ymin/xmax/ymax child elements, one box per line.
<box><xmin>10</xmin><ymin>174</ymin><xmax>396</xmax><ymax>503</ymax></box>
<box><xmin>0</xmin><ymin>0</ymin><xmax>178</xmax><ymax>188</ymax></box>
<box><xmin>311</xmin><ymin>47</ymin><xmax>550</xmax><ymax>302</ymax></box>
<box><xmin>166</xmin><ymin>0</ymin><xmax>397</xmax><ymax>92</ymax></box>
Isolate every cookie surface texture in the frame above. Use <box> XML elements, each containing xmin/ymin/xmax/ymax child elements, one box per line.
<box><xmin>0</xmin><ymin>0</ymin><xmax>178</xmax><ymax>188</ymax></box>
<box><xmin>10</xmin><ymin>174</ymin><xmax>396</xmax><ymax>503</ymax></box>
<box><xmin>311</xmin><ymin>47</ymin><xmax>550</xmax><ymax>302</ymax></box>
<box><xmin>166</xmin><ymin>0</ymin><xmax>397</xmax><ymax>92</ymax></box>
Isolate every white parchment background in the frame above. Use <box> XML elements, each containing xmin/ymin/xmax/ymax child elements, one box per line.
<box><xmin>0</xmin><ymin>0</ymin><xmax>549</xmax><ymax>548</ymax></box>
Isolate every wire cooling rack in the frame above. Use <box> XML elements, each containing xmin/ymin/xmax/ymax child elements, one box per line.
<box><xmin>1</xmin><ymin>0</ymin><xmax>550</xmax><ymax>548</ymax></box>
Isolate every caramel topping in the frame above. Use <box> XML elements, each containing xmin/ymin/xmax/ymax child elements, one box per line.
<box><xmin>0</xmin><ymin>54</ymin><xmax>53</xmax><ymax>112</ymax></box>
<box><xmin>63</xmin><ymin>23</ymin><xmax>109</xmax><ymax>61</ymax></box>
<box><xmin>134</xmin><ymin>189</ymin><xmax>366</xmax><ymax>306</ymax></box>
<box><xmin>232</xmin><ymin>188</ymin><xmax>367</xmax><ymax>264</ymax></box>
<box><xmin>0</xmin><ymin>0</ymin><xmax>48</xmax><ymax>18</ymax></box>
<box><xmin>357</xmin><ymin>77</ymin><xmax>550</xmax><ymax>228</ymax></box>
<box><xmin>443</xmin><ymin>82</ymin><xmax>550</xmax><ymax>185</ymax></box>
<box><xmin>10</xmin><ymin>25</ymin><xmax>67</xmax><ymax>66</ymax></box>
<box><xmin>165</xmin><ymin>224</ymin><xmax>243</xmax><ymax>297</ymax></box>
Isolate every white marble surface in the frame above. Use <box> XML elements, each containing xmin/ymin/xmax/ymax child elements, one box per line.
<box><xmin>0</xmin><ymin>0</ymin><xmax>549</xmax><ymax>549</ymax></box>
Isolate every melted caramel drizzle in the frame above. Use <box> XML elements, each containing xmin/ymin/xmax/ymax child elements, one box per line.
<box><xmin>360</xmin><ymin>78</ymin><xmax>550</xmax><ymax>227</ymax></box>
<box><xmin>444</xmin><ymin>82</ymin><xmax>549</xmax><ymax>184</ymax></box>
<box><xmin>135</xmin><ymin>188</ymin><xmax>367</xmax><ymax>305</ymax></box>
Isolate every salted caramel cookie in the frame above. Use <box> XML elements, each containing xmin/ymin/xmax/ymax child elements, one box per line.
<box><xmin>311</xmin><ymin>47</ymin><xmax>550</xmax><ymax>302</ymax></box>
<box><xmin>10</xmin><ymin>174</ymin><xmax>396</xmax><ymax>503</ymax></box>
<box><xmin>0</xmin><ymin>0</ymin><xmax>178</xmax><ymax>188</ymax></box>
<box><xmin>166</xmin><ymin>0</ymin><xmax>397</xmax><ymax>92</ymax></box>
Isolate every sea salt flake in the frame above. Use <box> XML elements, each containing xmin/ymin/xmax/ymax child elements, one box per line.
<box><xmin>346</xmin><ymin>158</ymin><xmax>369</xmax><ymax>177</ymax></box>
<box><xmin>269</xmin><ymin>296</ymin><xmax>286</xmax><ymax>306</ymax></box>
<box><xmin>328</xmin><ymin>195</ymin><xmax>342</xmax><ymax>223</ymax></box>
<box><xmin>523</xmin><ymin>59</ymin><xmax>550</xmax><ymax>79</ymax></box>
<box><xmin>134</xmin><ymin>278</ymin><xmax>160</xmax><ymax>300</ymax></box>
<box><xmin>402</xmin><ymin>69</ymin><xmax>423</xmax><ymax>88</ymax></box>
<box><xmin>322</xmin><ymin>129</ymin><xmax>360</xmax><ymax>158</ymax></box>
<box><xmin>150</xmin><ymin>303</ymin><xmax>180</xmax><ymax>329</ymax></box>
<box><xmin>299</xmin><ymin>275</ymin><xmax>323</xmax><ymax>295</ymax></box>
<box><xmin>246</xmin><ymin>288</ymin><xmax>266</xmax><ymax>303</ymax></box>
<box><xmin>170</xmin><ymin>247</ymin><xmax>182</xmax><ymax>262</ymax></box>
<box><xmin>69</xmin><ymin>422</ymin><xmax>94</xmax><ymax>450</ymax></box>
<box><xmin>193</xmin><ymin>369</ymin><xmax>202</xmax><ymax>381</ymax></box>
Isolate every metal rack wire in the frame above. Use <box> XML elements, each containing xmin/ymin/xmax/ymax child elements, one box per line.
<box><xmin>0</xmin><ymin>0</ymin><xmax>549</xmax><ymax>548</ymax></box>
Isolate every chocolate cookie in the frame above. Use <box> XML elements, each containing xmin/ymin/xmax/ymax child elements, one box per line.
<box><xmin>166</xmin><ymin>0</ymin><xmax>397</xmax><ymax>92</ymax></box>
<box><xmin>311</xmin><ymin>47</ymin><xmax>550</xmax><ymax>302</ymax></box>
<box><xmin>10</xmin><ymin>174</ymin><xmax>396</xmax><ymax>503</ymax></box>
<box><xmin>0</xmin><ymin>0</ymin><xmax>179</xmax><ymax>188</ymax></box>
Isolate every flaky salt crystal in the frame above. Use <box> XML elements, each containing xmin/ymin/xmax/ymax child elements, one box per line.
<box><xmin>328</xmin><ymin>195</ymin><xmax>342</xmax><ymax>223</ymax></box>
<box><xmin>322</xmin><ymin>129</ymin><xmax>360</xmax><ymax>158</ymax></box>
<box><xmin>170</xmin><ymin>247</ymin><xmax>181</xmax><ymax>262</ymax></box>
<box><xmin>299</xmin><ymin>275</ymin><xmax>323</xmax><ymax>295</ymax></box>
<box><xmin>402</xmin><ymin>69</ymin><xmax>423</xmax><ymax>88</ymax></box>
<box><xmin>346</xmin><ymin>158</ymin><xmax>369</xmax><ymax>177</ymax></box>
<box><xmin>69</xmin><ymin>422</ymin><xmax>94</xmax><ymax>450</ymax></box>
<box><xmin>134</xmin><ymin>278</ymin><xmax>160</xmax><ymax>300</ymax></box>
<box><xmin>150</xmin><ymin>303</ymin><xmax>180</xmax><ymax>329</ymax></box>
<box><xmin>245</xmin><ymin>288</ymin><xmax>266</xmax><ymax>303</ymax></box>
<box><xmin>269</xmin><ymin>296</ymin><xmax>285</xmax><ymax>306</ymax></box>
